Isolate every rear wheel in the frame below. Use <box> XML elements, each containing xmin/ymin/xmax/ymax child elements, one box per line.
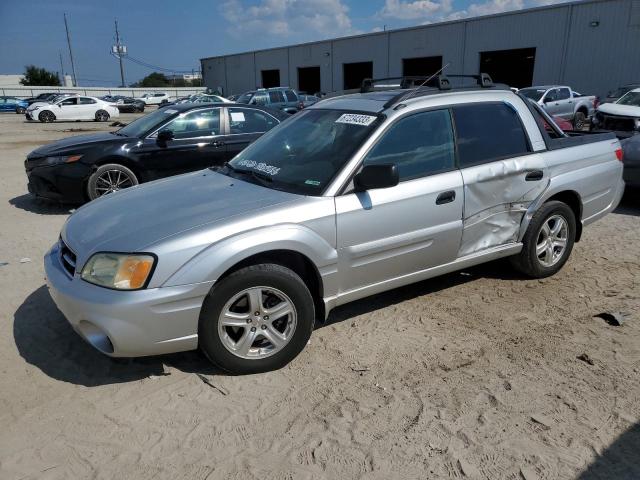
<box><xmin>87</xmin><ymin>163</ymin><xmax>138</xmax><ymax>200</ymax></box>
<box><xmin>95</xmin><ymin>110</ymin><xmax>110</xmax><ymax>122</ymax></box>
<box><xmin>510</xmin><ymin>201</ymin><xmax>576</xmax><ymax>278</ymax></box>
<box><xmin>38</xmin><ymin>110</ymin><xmax>55</xmax><ymax>123</ymax></box>
<box><xmin>573</xmin><ymin>111</ymin><xmax>586</xmax><ymax>130</ymax></box>
<box><xmin>199</xmin><ymin>264</ymin><xmax>315</xmax><ymax>374</ymax></box>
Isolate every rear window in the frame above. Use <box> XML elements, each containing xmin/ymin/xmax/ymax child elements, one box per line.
<box><xmin>268</xmin><ymin>91</ymin><xmax>286</xmax><ymax>103</ymax></box>
<box><xmin>452</xmin><ymin>103</ymin><xmax>530</xmax><ymax>167</ymax></box>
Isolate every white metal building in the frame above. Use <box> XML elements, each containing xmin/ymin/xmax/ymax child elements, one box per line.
<box><xmin>200</xmin><ymin>0</ymin><xmax>640</xmax><ymax>97</ymax></box>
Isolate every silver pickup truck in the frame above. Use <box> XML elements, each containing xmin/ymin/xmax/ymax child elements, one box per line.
<box><xmin>519</xmin><ymin>85</ymin><xmax>597</xmax><ymax>130</ymax></box>
<box><xmin>44</xmin><ymin>75</ymin><xmax>624</xmax><ymax>374</ymax></box>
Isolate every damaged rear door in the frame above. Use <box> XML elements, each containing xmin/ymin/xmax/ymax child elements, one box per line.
<box><xmin>452</xmin><ymin>102</ymin><xmax>548</xmax><ymax>257</ymax></box>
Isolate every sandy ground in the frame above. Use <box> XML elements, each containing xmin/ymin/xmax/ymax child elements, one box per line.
<box><xmin>0</xmin><ymin>110</ymin><xmax>638</xmax><ymax>480</ymax></box>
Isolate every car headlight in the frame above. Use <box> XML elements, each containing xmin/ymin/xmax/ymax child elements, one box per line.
<box><xmin>635</xmin><ymin>119</ymin><xmax>640</xmax><ymax>130</ymax></box>
<box><xmin>81</xmin><ymin>253</ymin><xmax>155</xmax><ymax>290</ymax></box>
<box><xmin>42</xmin><ymin>154</ymin><xmax>83</xmax><ymax>166</ymax></box>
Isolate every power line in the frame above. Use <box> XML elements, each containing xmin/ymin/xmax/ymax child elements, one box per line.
<box><xmin>123</xmin><ymin>54</ymin><xmax>199</xmax><ymax>74</ymax></box>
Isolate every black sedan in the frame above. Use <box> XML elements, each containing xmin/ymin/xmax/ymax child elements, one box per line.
<box><xmin>621</xmin><ymin>134</ymin><xmax>640</xmax><ymax>188</ymax></box>
<box><xmin>101</xmin><ymin>95</ymin><xmax>145</xmax><ymax>113</ymax></box>
<box><xmin>25</xmin><ymin>103</ymin><xmax>289</xmax><ymax>203</ymax></box>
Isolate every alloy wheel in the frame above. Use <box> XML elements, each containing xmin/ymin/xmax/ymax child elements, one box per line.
<box><xmin>536</xmin><ymin>214</ymin><xmax>568</xmax><ymax>267</ymax></box>
<box><xmin>217</xmin><ymin>286</ymin><xmax>297</xmax><ymax>360</ymax></box>
<box><xmin>94</xmin><ymin>169</ymin><xmax>135</xmax><ymax>196</ymax></box>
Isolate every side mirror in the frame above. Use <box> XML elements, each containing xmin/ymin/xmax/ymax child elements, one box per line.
<box><xmin>156</xmin><ymin>129</ymin><xmax>174</xmax><ymax>145</ymax></box>
<box><xmin>354</xmin><ymin>164</ymin><xmax>399</xmax><ymax>192</ymax></box>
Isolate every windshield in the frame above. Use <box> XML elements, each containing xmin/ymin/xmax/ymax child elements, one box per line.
<box><xmin>223</xmin><ymin>109</ymin><xmax>382</xmax><ymax>195</ymax></box>
<box><xmin>117</xmin><ymin>108</ymin><xmax>178</xmax><ymax>137</ymax></box>
<box><xmin>519</xmin><ymin>88</ymin><xmax>546</xmax><ymax>101</ymax></box>
<box><xmin>616</xmin><ymin>91</ymin><xmax>640</xmax><ymax>107</ymax></box>
<box><xmin>237</xmin><ymin>92</ymin><xmax>255</xmax><ymax>103</ymax></box>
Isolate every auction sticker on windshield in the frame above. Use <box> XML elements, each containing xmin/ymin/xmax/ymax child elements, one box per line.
<box><xmin>335</xmin><ymin>113</ymin><xmax>377</xmax><ymax>126</ymax></box>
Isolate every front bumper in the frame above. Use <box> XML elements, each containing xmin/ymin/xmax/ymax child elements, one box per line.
<box><xmin>44</xmin><ymin>241</ymin><xmax>214</xmax><ymax>357</ymax></box>
<box><xmin>25</xmin><ymin>160</ymin><xmax>91</xmax><ymax>203</ymax></box>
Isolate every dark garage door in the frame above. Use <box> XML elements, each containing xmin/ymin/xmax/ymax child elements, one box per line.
<box><xmin>479</xmin><ymin>48</ymin><xmax>536</xmax><ymax>89</ymax></box>
<box><xmin>298</xmin><ymin>66</ymin><xmax>321</xmax><ymax>95</ymax></box>
<box><xmin>261</xmin><ymin>69</ymin><xmax>280</xmax><ymax>88</ymax></box>
<box><xmin>343</xmin><ymin>62</ymin><xmax>373</xmax><ymax>90</ymax></box>
<box><xmin>402</xmin><ymin>56</ymin><xmax>443</xmax><ymax>77</ymax></box>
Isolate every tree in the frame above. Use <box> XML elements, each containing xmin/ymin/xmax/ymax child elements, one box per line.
<box><xmin>20</xmin><ymin>65</ymin><xmax>61</xmax><ymax>86</ymax></box>
<box><xmin>135</xmin><ymin>72</ymin><xmax>171</xmax><ymax>88</ymax></box>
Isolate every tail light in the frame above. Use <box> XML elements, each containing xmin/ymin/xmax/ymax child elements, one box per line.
<box><xmin>593</xmin><ymin>96</ymin><xmax>600</xmax><ymax>109</ymax></box>
<box><xmin>615</xmin><ymin>148</ymin><xmax>623</xmax><ymax>162</ymax></box>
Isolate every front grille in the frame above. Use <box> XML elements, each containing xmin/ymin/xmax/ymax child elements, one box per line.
<box><xmin>59</xmin><ymin>239</ymin><xmax>77</xmax><ymax>277</ymax></box>
<box><xmin>597</xmin><ymin>113</ymin><xmax>635</xmax><ymax>132</ymax></box>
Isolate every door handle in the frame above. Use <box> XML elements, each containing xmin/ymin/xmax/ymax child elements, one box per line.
<box><xmin>525</xmin><ymin>170</ymin><xmax>544</xmax><ymax>181</ymax></box>
<box><xmin>436</xmin><ymin>190</ymin><xmax>456</xmax><ymax>205</ymax></box>
<box><xmin>211</xmin><ymin>140</ymin><xmax>225</xmax><ymax>148</ymax></box>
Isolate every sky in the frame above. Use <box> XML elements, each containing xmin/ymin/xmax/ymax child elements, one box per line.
<box><xmin>0</xmin><ymin>0</ymin><xmax>569</xmax><ymax>86</ymax></box>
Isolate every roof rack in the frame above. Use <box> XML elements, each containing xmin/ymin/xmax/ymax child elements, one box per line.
<box><xmin>360</xmin><ymin>73</ymin><xmax>495</xmax><ymax>94</ymax></box>
<box><xmin>377</xmin><ymin>73</ymin><xmax>512</xmax><ymax>109</ymax></box>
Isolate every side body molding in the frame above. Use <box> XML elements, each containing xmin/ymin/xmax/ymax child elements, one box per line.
<box><xmin>161</xmin><ymin>224</ymin><xmax>339</xmax><ymax>294</ymax></box>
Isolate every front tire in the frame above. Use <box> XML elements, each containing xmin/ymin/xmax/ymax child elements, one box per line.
<box><xmin>573</xmin><ymin>111</ymin><xmax>586</xmax><ymax>130</ymax></box>
<box><xmin>95</xmin><ymin>110</ymin><xmax>110</xmax><ymax>122</ymax></box>
<box><xmin>510</xmin><ymin>201</ymin><xmax>576</xmax><ymax>278</ymax></box>
<box><xmin>38</xmin><ymin>110</ymin><xmax>55</xmax><ymax>123</ymax></box>
<box><xmin>87</xmin><ymin>163</ymin><xmax>138</xmax><ymax>200</ymax></box>
<box><xmin>199</xmin><ymin>264</ymin><xmax>315</xmax><ymax>374</ymax></box>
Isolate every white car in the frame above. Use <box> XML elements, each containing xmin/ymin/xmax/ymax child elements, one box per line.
<box><xmin>26</xmin><ymin>96</ymin><xmax>120</xmax><ymax>123</ymax></box>
<box><xmin>591</xmin><ymin>87</ymin><xmax>640</xmax><ymax>136</ymax></box>
<box><xmin>137</xmin><ymin>92</ymin><xmax>170</xmax><ymax>105</ymax></box>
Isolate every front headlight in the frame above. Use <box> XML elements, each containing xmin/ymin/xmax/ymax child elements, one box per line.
<box><xmin>81</xmin><ymin>253</ymin><xmax>155</xmax><ymax>290</ymax></box>
<box><xmin>42</xmin><ymin>154</ymin><xmax>83</xmax><ymax>166</ymax></box>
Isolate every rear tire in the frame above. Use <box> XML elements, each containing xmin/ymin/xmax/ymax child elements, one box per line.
<box><xmin>95</xmin><ymin>110</ymin><xmax>110</xmax><ymax>122</ymax></box>
<box><xmin>573</xmin><ymin>111</ymin><xmax>586</xmax><ymax>130</ymax></box>
<box><xmin>38</xmin><ymin>110</ymin><xmax>55</xmax><ymax>123</ymax></box>
<box><xmin>87</xmin><ymin>163</ymin><xmax>138</xmax><ymax>200</ymax></box>
<box><xmin>199</xmin><ymin>264</ymin><xmax>315</xmax><ymax>374</ymax></box>
<box><xmin>510</xmin><ymin>201</ymin><xmax>576</xmax><ymax>278</ymax></box>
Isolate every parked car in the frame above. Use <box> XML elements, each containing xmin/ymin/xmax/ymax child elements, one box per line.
<box><xmin>136</xmin><ymin>92</ymin><xmax>170</xmax><ymax>105</ymax></box>
<box><xmin>0</xmin><ymin>96</ymin><xmax>28</xmax><ymax>114</ymax></box>
<box><xmin>158</xmin><ymin>94</ymin><xmax>231</xmax><ymax>108</ymax></box>
<box><xmin>26</xmin><ymin>96</ymin><xmax>119</xmax><ymax>123</ymax></box>
<box><xmin>620</xmin><ymin>134</ymin><xmax>640</xmax><ymax>187</ymax></box>
<box><xmin>602</xmin><ymin>83</ymin><xmax>640</xmax><ymax>104</ymax></box>
<box><xmin>298</xmin><ymin>94</ymin><xmax>320</xmax><ymax>108</ymax></box>
<box><xmin>25</xmin><ymin>103</ymin><xmax>288</xmax><ymax>202</ymax></box>
<box><xmin>43</xmin><ymin>74</ymin><xmax>624</xmax><ymax>374</ymax></box>
<box><xmin>102</xmin><ymin>95</ymin><xmax>145</xmax><ymax>113</ymax></box>
<box><xmin>24</xmin><ymin>92</ymin><xmax>59</xmax><ymax>105</ymax></box>
<box><xmin>519</xmin><ymin>85</ymin><xmax>597</xmax><ymax>130</ymax></box>
<box><xmin>237</xmin><ymin>87</ymin><xmax>301</xmax><ymax>114</ymax></box>
<box><xmin>552</xmin><ymin>115</ymin><xmax>573</xmax><ymax>131</ymax></box>
<box><xmin>591</xmin><ymin>88</ymin><xmax>640</xmax><ymax>137</ymax></box>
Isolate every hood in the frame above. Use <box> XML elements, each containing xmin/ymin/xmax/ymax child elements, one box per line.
<box><xmin>28</xmin><ymin>133</ymin><xmax>127</xmax><ymax>158</ymax></box>
<box><xmin>598</xmin><ymin>103</ymin><xmax>640</xmax><ymax>117</ymax></box>
<box><xmin>62</xmin><ymin>170</ymin><xmax>299</xmax><ymax>257</ymax></box>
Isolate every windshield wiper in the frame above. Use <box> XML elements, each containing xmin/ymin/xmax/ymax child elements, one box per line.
<box><xmin>220</xmin><ymin>162</ymin><xmax>273</xmax><ymax>186</ymax></box>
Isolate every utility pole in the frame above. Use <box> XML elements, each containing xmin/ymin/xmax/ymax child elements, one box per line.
<box><xmin>59</xmin><ymin>52</ymin><xmax>65</xmax><ymax>85</ymax></box>
<box><xmin>63</xmin><ymin>13</ymin><xmax>78</xmax><ymax>86</ymax></box>
<box><xmin>114</xmin><ymin>20</ymin><xmax>126</xmax><ymax>87</ymax></box>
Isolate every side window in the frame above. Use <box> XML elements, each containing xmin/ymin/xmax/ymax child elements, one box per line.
<box><xmin>251</xmin><ymin>93</ymin><xmax>269</xmax><ymax>106</ymax></box>
<box><xmin>79</xmin><ymin>97</ymin><xmax>96</xmax><ymax>104</ymax></box>
<box><xmin>163</xmin><ymin>109</ymin><xmax>220</xmax><ymax>139</ymax></box>
<box><xmin>545</xmin><ymin>89</ymin><xmax>558</xmax><ymax>102</ymax></box>
<box><xmin>61</xmin><ymin>98</ymin><xmax>78</xmax><ymax>106</ymax></box>
<box><xmin>0</xmin><ymin>98</ymin><xmax>5</xmax><ymax>104</ymax></box>
<box><xmin>452</xmin><ymin>103</ymin><xmax>530</xmax><ymax>168</ymax></box>
<box><xmin>154</xmin><ymin>93</ymin><xmax>165</xmax><ymax>97</ymax></box>
<box><xmin>557</xmin><ymin>88</ymin><xmax>570</xmax><ymax>100</ymax></box>
<box><xmin>268</xmin><ymin>91</ymin><xmax>285</xmax><ymax>103</ymax></box>
<box><xmin>284</xmin><ymin>90</ymin><xmax>297</xmax><ymax>102</ymax></box>
<box><xmin>229</xmin><ymin>108</ymin><xmax>278</xmax><ymax>134</ymax></box>
<box><xmin>363</xmin><ymin>109</ymin><xmax>455</xmax><ymax>182</ymax></box>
